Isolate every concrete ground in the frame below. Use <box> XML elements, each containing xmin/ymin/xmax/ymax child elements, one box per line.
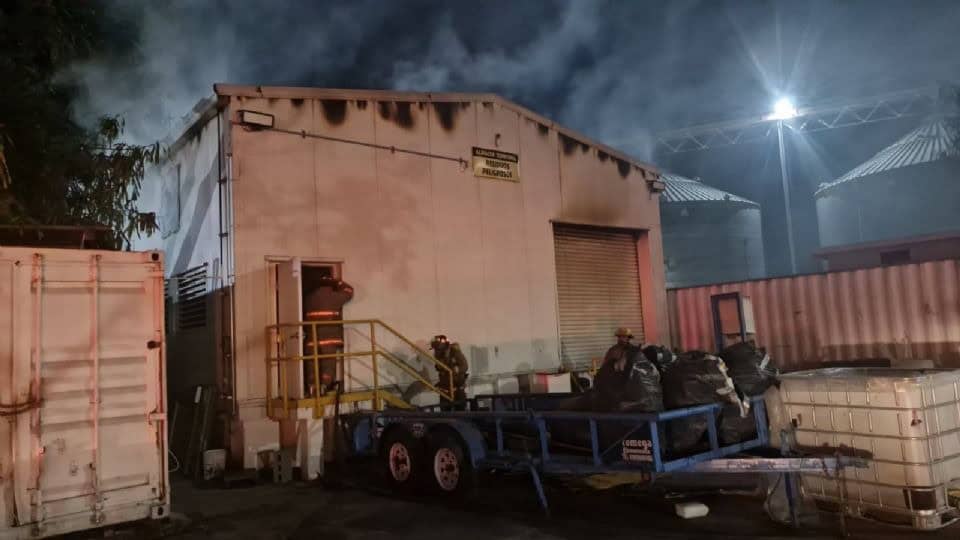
<box><xmin>73</xmin><ymin>472</ymin><xmax>956</xmax><ymax>540</ymax></box>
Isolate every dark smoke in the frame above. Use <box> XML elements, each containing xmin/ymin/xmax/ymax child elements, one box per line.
<box><xmin>67</xmin><ymin>0</ymin><xmax>960</xmax><ymax>162</ymax></box>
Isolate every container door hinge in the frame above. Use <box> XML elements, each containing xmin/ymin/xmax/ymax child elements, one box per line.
<box><xmin>148</xmin><ymin>412</ymin><xmax>167</xmax><ymax>423</ymax></box>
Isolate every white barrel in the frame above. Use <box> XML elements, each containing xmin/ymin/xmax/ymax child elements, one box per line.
<box><xmin>203</xmin><ymin>449</ymin><xmax>227</xmax><ymax>481</ymax></box>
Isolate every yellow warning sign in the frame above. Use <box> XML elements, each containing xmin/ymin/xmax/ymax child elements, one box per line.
<box><xmin>472</xmin><ymin>147</ymin><xmax>520</xmax><ymax>182</ymax></box>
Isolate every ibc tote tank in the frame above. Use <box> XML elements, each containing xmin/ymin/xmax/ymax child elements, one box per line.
<box><xmin>660</xmin><ymin>173</ymin><xmax>765</xmax><ymax>288</ymax></box>
<box><xmin>0</xmin><ymin>246</ymin><xmax>169</xmax><ymax>538</ymax></box>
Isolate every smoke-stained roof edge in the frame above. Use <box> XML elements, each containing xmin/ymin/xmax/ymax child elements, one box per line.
<box><xmin>162</xmin><ymin>95</ymin><xmax>224</xmax><ymax>156</ymax></box>
<box><xmin>210</xmin><ymin>83</ymin><xmax>660</xmax><ymax>179</ymax></box>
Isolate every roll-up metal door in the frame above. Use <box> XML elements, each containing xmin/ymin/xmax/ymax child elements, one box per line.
<box><xmin>554</xmin><ymin>225</ymin><xmax>644</xmax><ymax>369</ymax></box>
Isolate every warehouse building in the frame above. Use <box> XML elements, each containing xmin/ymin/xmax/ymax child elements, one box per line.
<box><xmin>136</xmin><ymin>85</ymin><xmax>668</xmax><ymax>469</ymax></box>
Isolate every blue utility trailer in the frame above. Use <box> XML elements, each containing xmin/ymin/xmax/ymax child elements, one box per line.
<box><xmin>342</xmin><ymin>392</ymin><xmax>865</xmax><ymax>524</ymax></box>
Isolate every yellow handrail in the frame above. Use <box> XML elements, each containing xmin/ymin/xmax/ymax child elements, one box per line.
<box><xmin>265</xmin><ymin>319</ymin><xmax>456</xmax><ymax>419</ymax></box>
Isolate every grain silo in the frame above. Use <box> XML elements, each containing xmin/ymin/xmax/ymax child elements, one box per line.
<box><xmin>816</xmin><ymin>117</ymin><xmax>960</xmax><ymax>247</ymax></box>
<box><xmin>660</xmin><ymin>173</ymin><xmax>765</xmax><ymax>288</ymax></box>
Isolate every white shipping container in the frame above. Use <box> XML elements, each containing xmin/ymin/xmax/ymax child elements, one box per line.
<box><xmin>780</xmin><ymin>368</ymin><xmax>960</xmax><ymax>530</ymax></box>
<box><xmin>0</xmin><ymin>247</ymin><xmax>169</xmax><ymax>539</ymax></box>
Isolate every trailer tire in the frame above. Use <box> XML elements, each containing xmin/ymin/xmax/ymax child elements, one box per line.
<box><xmin>426</xmin><ymin>430</ymin><xmax>476</xmax><ymax>497</ymax></box>
<box><xmin>380</xmin><ymin>427</ymin><xmax>425</xmax><ymax>494</ymax></box>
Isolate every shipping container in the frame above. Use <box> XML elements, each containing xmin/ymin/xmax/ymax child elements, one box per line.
<box><xmin>668</xmin><ymin>259</ymin><xmax>960</xmax><ymax>370</ymax></box>
<box><xmin>0</xmin><ymin>247</ymin><xmax>169</xmax><ymax>539</ymax></box>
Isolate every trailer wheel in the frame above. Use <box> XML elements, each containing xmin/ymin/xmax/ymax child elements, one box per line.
<box><xmin>426</xmin><ymin>431</ymin><xmax>475</xmax><ymax>496</ymax></box>
<box><xmin>380</xmin><ymin>427</ymin><xmax>424</xmax><ymax>493</ymax></box>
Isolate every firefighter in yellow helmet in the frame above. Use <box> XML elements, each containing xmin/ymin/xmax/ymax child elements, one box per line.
<box><xmin>591</xmin><ymin>327</ymin><xmax>642</xmax><ymax>411</ymax></box>
<box><xmin>604</xmin><ymin>327</ymin><xmax>637</xmax><ymax>372</ymax></box>
<box><xmin>430</xmin><ymin>335</ymin><xmax>468</xmax><ymax>410</ymax></box>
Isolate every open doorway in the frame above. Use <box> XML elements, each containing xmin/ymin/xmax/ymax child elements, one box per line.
<box><xmin>301</xmin><ymin>263</ymin><xmax>352</xmax><ymax>395</ymax></box>
<box><xmin>271</xmin><ymin>258</ymin><xmax>351</xmax><ymax>399</ymax></box>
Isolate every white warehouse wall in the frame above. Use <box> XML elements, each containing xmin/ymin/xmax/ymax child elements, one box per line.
<box><xmin>135</xmin><ymin>105</ymin><xmax>224</xmax><ymax>279</ymax></box>
<box><xmin>219</xmin><ymin>88</ymin><xmax>667</xmax><ymax>412</ymax></box>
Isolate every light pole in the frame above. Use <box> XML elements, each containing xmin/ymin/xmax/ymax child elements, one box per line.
<box><xmin>770</xmin><ymin>98</ymin><xmax>798</xmax><ymax>274</ymax></box>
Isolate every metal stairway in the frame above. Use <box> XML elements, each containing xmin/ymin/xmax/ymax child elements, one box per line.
<box><xmin>265</xmin><ymin>319</ymin><xmax>454</xmax><ymax>419</ymax></box>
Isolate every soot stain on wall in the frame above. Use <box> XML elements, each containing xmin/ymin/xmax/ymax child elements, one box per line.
<box><xmin>395</xmin><ymin>101</ymin><xmax>414</xmax><ymax>128</ymax></box>
<box><xmin>559</xmin><ymin>133</ymin><xmax>589</xmax><ymax>155</ymax></box>
<box><xmin>614</xmin><ymin>157</ymin><xmax>631</xmax><ymax>178</ymax></box>
<box><xmin>433</xmin><ymin>102</ymin><xmax>458</xmax><ymax>131</ymax></box>
<box><xmin>377</xmin><ymin>101</ymin><xmax>391</xmax><ymax>121</ymax></box>
<box><xmin>320</xmin><ymin>99</ymin><xmax>347</xmax><ymax>125</ymax></box>
<box><xmin>376</xmin><ymin>101</ymin><xmax>415</xmax><ymax>128</ymax></box>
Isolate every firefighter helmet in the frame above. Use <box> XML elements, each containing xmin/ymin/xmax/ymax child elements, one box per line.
<box><xmin>430</xmin><ymin>335</ymin><xmax>449</xmax><ymax>350</ymax></box>
<box><xmin>614</xmin><ymin>327</ymin><xmax>634</xmax><ymax>338</ymax></box>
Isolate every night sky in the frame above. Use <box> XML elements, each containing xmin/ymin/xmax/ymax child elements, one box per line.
<box><xmin>69</xmin><ymin>0</ymin><xmax>960</xmax><ymax>275</ymax></box>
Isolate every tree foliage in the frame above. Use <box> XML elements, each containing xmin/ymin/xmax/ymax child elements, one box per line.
<box><xmin>0</xmin><ymin>1</ymin><xmax>157</xmax><ymax>249</ymax></box>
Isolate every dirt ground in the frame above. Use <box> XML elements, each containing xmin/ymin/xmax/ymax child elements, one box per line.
<box><xmin>72</xmin><ymin>472</ymin><xmax>956</xmax><ymax>540</ymax></box>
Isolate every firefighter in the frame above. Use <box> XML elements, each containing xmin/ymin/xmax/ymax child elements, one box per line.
<box><xmin>303</xmin><ymin>277</ymin><xmax>354</xmax><ymax>395</ymax></box>
<box><xmin>603</xmin><ymin>327</ymin><xmax>637</xmax><ymax>372</ymax></box>
<box><xmin>593</xmin><ymin>327</ymin><xmax>641</xmax><ymax>411</ymax></box>
<box><xmin>430</xmin><ymin>335</ymin><xmax>468</xmax><ymax>410</ymax></box>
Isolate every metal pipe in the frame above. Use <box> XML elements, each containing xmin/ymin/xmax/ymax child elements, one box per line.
<box><xmin>371</xmin><ymin>321</ymin><xmax>380</xmax><ymax>411</ymax></box>
<box><xmin>312</xmin><ymin>324</ymin><xmax>320</xmax><ymax>418</ymax></box>
<box><xmin>266</xmin><ymin>327</ymin><xmax>274</xmax><ymax>418</ymax></box>
<box><xmin>216</xmin><ymin>112</ymin><xmax>224</xmax><ymax>279</ymax></box>
<box><xmin>777</xmin><ymin>120</ymin><xmax>798</xmax><ymax>274</ymax></box>
<box><xmin>281</xmin><ymin>356</ymin><xmax>289</xmax><ymax>417</ymax></box>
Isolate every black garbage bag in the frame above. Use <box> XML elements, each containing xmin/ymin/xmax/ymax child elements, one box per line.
<box><xmin>719</xmin><ymin>403</ymin><xmax>758</xmax><ymax>445</ymax></box>
<box><xmin>720</xmin><ymin>341</ymin><xmax>779</xmax><ymax>396</ymax></box>
<box><xmin>594</xmin><ymin>346</ymin><xmax>663</xmax><ymax>413</ymax></box>
<box><xmin>620</xmin><ymin>350</ymin><xmax>664</xmax><ymax>412</ymax></box>
<box><xmin>662</xmin><ymin>351</ymin><xmax>743</xmax><ymax>453</ymax></box>
<box><xmin>642</xmin><ymin>345</ymin><xmax>677</xmax><ymax>373</ymax></box>
<box><xmin>551</xmin><ymin>348</ymin><xmax>664</xmax><ymax>460</ymax></box>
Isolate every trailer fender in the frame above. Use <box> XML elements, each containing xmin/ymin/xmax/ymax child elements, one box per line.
<box><xmin>426</xmin><ymin>421</ymin><xmax>487</xmax><ymax>467</ymax></box>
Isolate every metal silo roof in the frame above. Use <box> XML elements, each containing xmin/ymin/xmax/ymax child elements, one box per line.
<box><xmin>660</xmin><ymin>173</ymin><xmax>759</xmax><ymax>207</ymax></box>
<box><xmin>816</xmin><ymin>118</ymin><xmax>959</xmax><ymax>196</ymax></box>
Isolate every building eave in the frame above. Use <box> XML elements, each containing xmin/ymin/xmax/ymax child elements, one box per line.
<box><xmin>212</xmin><ymin>84</ymin><xmax>660</xmax><ymax>182</ymax></box>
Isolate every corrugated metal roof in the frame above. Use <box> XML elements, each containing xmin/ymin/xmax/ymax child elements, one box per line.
<box><xmin>660</xmin><ymin>173</ymin><xmax>759</xmax><ymax>207</ymax></box>
<box><xmin>816</xmin><ymin>118</ymin><xmax>959</xmax><ymax>196</ymax></box>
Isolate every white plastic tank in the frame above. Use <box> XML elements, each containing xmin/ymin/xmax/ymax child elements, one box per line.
<box><xmin>0</xmin><ymin>247</ymin><xmax>169</xmax><ymax>538</ymax></box>
<box><xmin>779</xmin><ymin>368</ymin><xmax>960</xmax><ymax>530</ymax></box>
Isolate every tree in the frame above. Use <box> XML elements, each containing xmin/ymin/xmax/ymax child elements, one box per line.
<box><xmin>0</xmin><ymin>1</ymin><xmax>157</xmax><ymax>249</ymax></box>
